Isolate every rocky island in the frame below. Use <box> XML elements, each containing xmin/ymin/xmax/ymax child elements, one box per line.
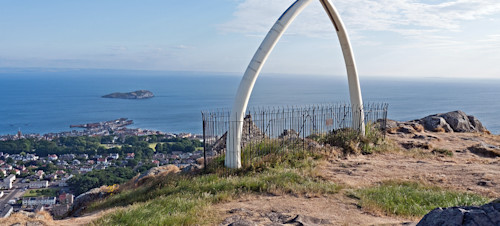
<box><xmin>102</xmin><ymin>90</ymin><xmax>154</xmax><ymax>99</ymax></box>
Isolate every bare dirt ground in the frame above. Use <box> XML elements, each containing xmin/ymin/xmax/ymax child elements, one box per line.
<box><xmin>216</xmin><ymin>193</ymin><xmax>411</xmax><ymax>226</ymax></box>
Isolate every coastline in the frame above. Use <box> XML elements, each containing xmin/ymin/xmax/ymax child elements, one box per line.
<box><xmin>0</xmin><ymin>118</ymin><xmax>201</xmax><ymax>141</ymax></box>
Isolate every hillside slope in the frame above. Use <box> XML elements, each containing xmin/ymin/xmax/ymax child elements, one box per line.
<box><xmin>2</xmin><ymin>129</ymin><xmax>499</xmax><ymax>225</ymax></box>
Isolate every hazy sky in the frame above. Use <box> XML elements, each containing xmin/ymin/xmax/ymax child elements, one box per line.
<box><xmin>1</xmin><ymin>0</ymin><xmax>500</xmax><ymax>78</ymax></box>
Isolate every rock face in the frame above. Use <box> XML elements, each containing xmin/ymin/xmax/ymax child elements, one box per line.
<box><xmin>102</xmin><ymin>90</ymin><xmax>154</xmax><ymax>99</ymax></box>
<box><xmin>417</xmin><ymin>201</ymin><xmax>500</xmax><ymax>226</ymax></box>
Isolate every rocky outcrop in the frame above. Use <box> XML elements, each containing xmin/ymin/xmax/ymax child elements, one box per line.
<box><xmin>71</xmin><ymin>186</ymin><xmax>113</xmax><ymax>217</ymax></box>
<box><xmin>135</xmin><ymin>164</ymin><xmax>180</xmax><ymax>185</ymax></box>
<box><xmin>102</xmin><ymin>90</ymin><xmax>154</xmax><ymax>99</ymax></box>
<box><xmin>210</xmin><ymin>115</ymin><xmax>266</xmax><ymax>155</ymax></box>
<box><xmin>417</xmin><ymin>200</ymin><xmax>500</xmax><ymax>226</ymax></box>
<box><xmin>222</xmin><ymin>209</ymin><xmax>331</xmax><ymax>226</ymax></box>
<box><xmin>467</xmin><ymin>144</ymin><xmax>500</xmax><ymax>158</ymax></box>
<box><xmin>241</xmin><ymin>115</ymin><xmax>266</xmax><ymax>147</ymax></box>
<box><xmin>420</xmin><ymin>111</ymin><xmax>487</xmax><ymax>133</ymax></box>
<box><xmin>388</xmin><ymin>111</ymin><xmax>488</xmax><ymax>134</ymax></box>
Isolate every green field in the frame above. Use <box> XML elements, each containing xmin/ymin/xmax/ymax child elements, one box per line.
<box><xmin>23</xmin><ymin>188</ymin><xmax>60</xmax><ymax>198</ymax></box>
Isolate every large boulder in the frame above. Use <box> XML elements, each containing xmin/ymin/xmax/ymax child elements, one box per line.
<box><xmin>418</xmin><ymin>111</ymin><xmax>487</xmax><ymax>133</ymax></box>
<box><xmin>417</xmin><ymin>201</ymin><xmax>500</xmax><ymax>226</ymax></box>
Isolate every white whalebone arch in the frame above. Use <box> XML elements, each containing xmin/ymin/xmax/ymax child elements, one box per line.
<box><xmin>226</xmin><ymin>0</ymin><xmax>365</xmax><ymax>169</ymax></box>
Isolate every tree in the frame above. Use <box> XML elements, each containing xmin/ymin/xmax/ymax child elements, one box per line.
<box><xmin>155</xmin><ymin>143</ymin><xmax>163</xmax><ymax>152</ymax></box>
<box><xmin>6</xmin><ymin>157</ymin><xmax>14</xmax><ymax>164</ymax></box>
<box><xmin>127</xmin><ymin>159</ymin><xmax>138</xmax><ymax>168</ymax></box>
<box><xmin>125</xmin><ymin>136</ymin><xmax>138</xmax><ymax>145</ymax></box>
<box><xmin>184</xmin><ymin>145</ymin><xmax>195</xmax><ymax>152</ymax></box>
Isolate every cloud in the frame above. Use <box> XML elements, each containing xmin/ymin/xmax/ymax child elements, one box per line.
<box><xmin>171</xmin><ymin>44</ymin><xmax>195</xmax><ymax>50</ymax></box>
<box><xmin>219</xmin><ymin>0</ymin><xmax>500</xmax><ymax>38</ymax></box>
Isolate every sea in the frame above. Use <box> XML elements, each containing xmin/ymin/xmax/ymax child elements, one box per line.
<box><xmin>1</xmin><ymin>69</ymin><xmax>499</xmax><ymax>135</ymax></box>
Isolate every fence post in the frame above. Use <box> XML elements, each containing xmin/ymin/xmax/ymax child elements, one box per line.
<box><xmin>202</xmin><ymin>114</ymin><xmax>207</xmax><ymax>171</ymax></box>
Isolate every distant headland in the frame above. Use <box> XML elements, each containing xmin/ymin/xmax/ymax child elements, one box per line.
<box><xmin>102</xmin><ymin>90</ymin><xmax>154</xmax><ymax>99</ymax></box>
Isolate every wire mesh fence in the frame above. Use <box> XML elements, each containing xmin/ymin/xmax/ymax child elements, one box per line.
<box><xmin>202</xmin><ymin>103</ymin><xmax>388</xmax><ymax>173</ymax></box>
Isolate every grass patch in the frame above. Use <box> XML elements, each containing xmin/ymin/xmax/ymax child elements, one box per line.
<box><xmin>89</xmin><ymin>147</ymin><xmax>339</xmax><ymax>225</ymax></box>
<box><xmin>23</xmin><ymin>188</ymin><xmax>60</xmax><ymax>197</ymax></box>
<box><xmin>350</xmin><ymin>181</ymin><xmax>490</xmax><ymax>218</ymax></box>
<box><xmin>102</xmin><ymin>144</ymin><xmax>122</xmax><ymax>149</ymax></box>
<box><xmin>432</xmin><ymin>148</ymin><xmax>453</xmax><ymax>157</ymax></box>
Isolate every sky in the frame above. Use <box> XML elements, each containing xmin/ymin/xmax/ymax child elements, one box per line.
<box><xmin>1</xmin><ymin>0</ymin><xmax>500</xmax><ymax>78</ymax></box>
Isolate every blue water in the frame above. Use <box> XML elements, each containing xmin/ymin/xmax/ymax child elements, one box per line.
<box><xmin>1</xmin><ymin>69</ymin><xmax>499</xmax><ymax>135</ymax></box>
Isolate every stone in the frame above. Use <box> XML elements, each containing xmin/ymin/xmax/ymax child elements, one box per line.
<box><xmin>397</xmin><ymin>126</ymin><xmax>416</xmax><ymax>134</ymax></box>
<box><xmin>222</xmin><ymin>215</ymin><xmax>242</xmax><ymax>225</ymax></box>
<box><xmin>412</xmin><ymin>123</ymin><xmax>425</xmax><ymax>132</ymax></box>
<box><xmin>71</xmin><ymin>186</ymin><xmax>111</xmax><ymax>217</ymax></box>
<box><xmin>284</xmin><ymin>215</ymin><xmax>331</xmax><ymax>225</ymax></box>
<box><xmin>384</xmin><ymin>119</ymin><xmax>399</xmax><ymax>130</ymax></box>
<box><xmin>279</xmin><ymin>129</ymin><xmax>300</xmax><ymax>139</ymax></box>
<box><xmin>477</xmin><ymin>180</ymin><xmax>493</xmax><ymax>187</ymax></box>
<box><xmin>230</xmin><ymin>208</ymin><xmax>254</xmax><ymax>217</ymax></box>
<box><xmin>421</xmin><ymin>116</ymin><xmax>453</xmax><ymax>132</ymax></box>
<box><xmin>438</xmin><ymin>111</ymin><xmax>472</xmax><ymax>132</ymax></box>
<box><xmin>417</xmin><ymin>202</ymin><xmax>500</xmax><ymax>226</ymax></box>
<box><xmin>467</xmin><ymin>144</ymin><xmax>500</xmax><ymax>158</ymax></box>
<box><xmin>264</xmin><ymin>211</ymin><xmax>291</xmax><ymax>223</ymax></box>
<box><xmin>241</xmin><ymin>115</ymin><xmax>267</xmax><ymax>148</ymax></box>
<box><xmin>401</xmin><ymin>141</ymin><xmax>432</xmax><ymax>150</ymax></box>
<box><xmin>468</xmin><ymin>115</ymin><xmax>487</xmax><ymax>132</ymax></box>
<box><xmin>413</xmin><ymin>135</ymin><xmax>426</xmax><ymax>140</ymax></box>
<box><xmin>210</xmin><ymin>115</ymin><xmax>266</xmax><ymax>155</ymax></box>
<box><xmin>228</xmin><ymin>219</ymin><xmax>257</xmax><ymax>226</ymax></box>
<box><xmin>135</xmin><ymin>164</ymin><xmax>180</xmax><ymax>183</ymax></box>
<box><xmin>181</xmin><ymin>164</ymin><xmax>202</xmax><ymax>173</ymax></box>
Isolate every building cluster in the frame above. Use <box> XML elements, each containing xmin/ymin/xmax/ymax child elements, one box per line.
<box><xmin>0</xmin><ymin>118</ymin><xmax>188</xmax><ymax>141</ymax></box>
<box><xmin>0</xmin><ymin>120</ymin><xmax>205</xmax><ymax>219</ymax></box>
<box><xmin>21</xmin><ymin>192</ymin><xmax>75</xmax><ymax>218</ymax></box>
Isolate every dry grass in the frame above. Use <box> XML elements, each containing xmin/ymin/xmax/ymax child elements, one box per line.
<box><xmin>412</xmin><ymin>124</ymin><xmax>425</xmax><ymax>132</ymax></box>
<box><xmin>0</xmin><ymin>211</ymin><xmax>54</xmax><ymax>226</ymax></box>
<box><xmin>434</xmin><ymin>127</ymin><xmax>446</xmax><ymax>133</ymax></box>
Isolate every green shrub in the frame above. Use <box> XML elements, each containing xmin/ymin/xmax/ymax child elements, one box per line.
<box><xmin>320</xmin><ymin>123</ymin><xmax>383</xmax><ymax>155</ymax></box>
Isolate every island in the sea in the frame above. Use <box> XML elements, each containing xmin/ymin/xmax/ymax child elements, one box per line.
<box><xmin>102</xmin><ymin>90</ymin><xmax>154</xmax><ymax>99</ymax></box>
